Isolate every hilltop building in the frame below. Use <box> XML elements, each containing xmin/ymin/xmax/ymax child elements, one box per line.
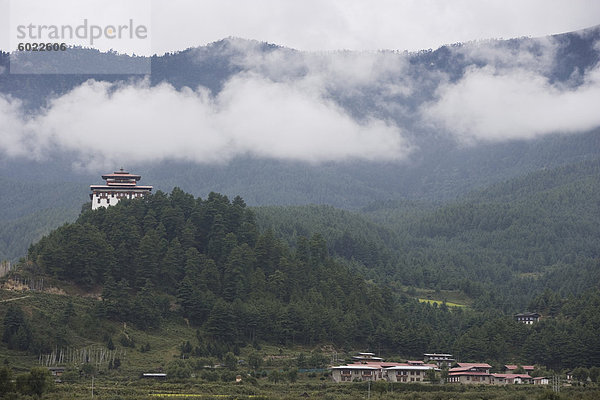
<box><xmin>90</xmin><ymin>168</ymin><xmax>152</xmax><ymax>210</ymax></box>
<box><xmin>514</xmin><ymin>312</ymin><xmax>541</xmax><ymax>324</ymax></box>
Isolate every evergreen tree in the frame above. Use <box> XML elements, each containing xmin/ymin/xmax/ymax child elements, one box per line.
<box><xmin>2</xmin><ymin>306</ymin><xmax>32</xmax><ymax>351</ymax></box>
<box><xmin>137</xmin><ymin>229</ymin><xmax>162</xmax><ymax>287</ymax></box>
<box><xmin>205</xmin><ymin>299</ymin><xmax>236</xmax><ymax>343</ymax></box>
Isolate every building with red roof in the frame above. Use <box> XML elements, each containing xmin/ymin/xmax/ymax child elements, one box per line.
<box><xmin>504</xmin><ymin>365</ymin><xmax>535</xmax><ymax>373</ymax></box>
<box><xmin>447</xmin><ymin>363</ymin><xmax>493</xmax><ymax>384</ymax></box>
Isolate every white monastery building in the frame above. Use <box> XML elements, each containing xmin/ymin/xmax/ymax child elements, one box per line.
<box><xmin>90</xmin><ymin>169</ymin><xmax>153</xmax><ymax>210</ymax></box>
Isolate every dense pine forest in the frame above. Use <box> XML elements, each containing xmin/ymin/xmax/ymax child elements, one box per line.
<box><xmin>4</xmin><ymin>172</ymin><xmax>595</xmax><ymax>371</ymax></box>
<box><xmin>256</xmin><ymin>160</ymin><xmax>600</xmax><ymax>311</ymax></box>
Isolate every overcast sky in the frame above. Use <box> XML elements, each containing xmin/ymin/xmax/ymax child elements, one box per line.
<box><xmin>1</xmin><ymin>0</ymin><xmax>600</xmax><ymax>169</ymax></box>
<box><xmin>150</xmin><ymin>0</ymin><xmax>600</xmax><ymax>54</ymax></box>
<box><xmin>1</xmin><ymin>0</ymin><xmax>599</xmax><ymax>55</ymax></box>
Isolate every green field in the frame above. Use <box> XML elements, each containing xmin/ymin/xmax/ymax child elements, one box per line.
<box><xmin>407</xmin><ymin>287</ymin><xmax>472</xmax><ymax>309</ymax></box>
<box><xmin>418</xmin><ymin>298</ymin><xmax>467</xmax><ymax>308</ymax></box>
<box><xmin>30</xmin><ymin>378</ymin><xmax>600</xmax><ymax>400</ymax></box>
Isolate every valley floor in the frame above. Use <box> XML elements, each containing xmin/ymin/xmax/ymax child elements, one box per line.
<box><xmin>42</xmin><ymin>379</ymin><xmax>600</xmax><ymax>400</ymax></box>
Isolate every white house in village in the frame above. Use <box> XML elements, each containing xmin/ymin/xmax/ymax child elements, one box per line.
<box><xmin>90</xmin><ymin>169</ymin><xmax>152</xmax><ymax>210</ymax></box>
<box><xmin>330</xmin><ymin>358</ymin><xmax>439</xmax><ymax>383</ymax></box>
<box><xmin>533</xmin><ymin>377</ymin><xmax>550</xmax><ymax>385</ymax></box>
<box><xmin>447</xmin><ymin>363</ymin><xmax>493</xmax><ymax>384</ymax></box>
<box><xmin>352</xmin><ymin>352</ymin><xmax>383</xmax><ymax>362</ymax></box>
<box><xmin>330</xmin><ymin>364</ymin><xmax>381</xmax><ymax>382</ymax></box>
<box><xmin>491</xmin><ymin>373</ymin><xmax>534</xmax><ymax>385</ymax></box>
<box><xmin>445</xmin><ymin>363</ymin><xmax>538</xmax><ymax>386</ymax></box>
<box><xmin>385</xmin><ymin>365</ymin><xmax>438</xmax><ymax>383</ymax></box>
<box><xmin>424</xmin><ymin>353</ymin><xmax>455</xmax><ymax>367</ymax></box>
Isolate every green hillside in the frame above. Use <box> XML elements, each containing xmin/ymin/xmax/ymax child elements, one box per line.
<box><xmin>253</xmin><ymin>205</ymin><xmax>399</xmax><ymax>278</ymax></box>
<box><xmin>0</xmin><ymin>173</ymin><xmax>88</xmax><ymax>262</ymax></box>
<box><xmin>0</xmin><ymin>207</ymin><xmax>79</xmax><ymax>262</ymax></box>
<box><xmin>0</xmin><ymin>186</ymin><xmax>599</xmax><ymax>400</ymax></box>
<box><xmin>380</xmin><ymin>159</ymin><xmax>600</xmax><ymax>309</ymax></box>
<box><xmin>253</xmin><ymin>160</ymin><xmax>600</xmax><ymax>313</ymax></box>
<box><xmin>23</xmin><ymin>189</ymin><xmax>471</xmax><ymax>356</ymax></box>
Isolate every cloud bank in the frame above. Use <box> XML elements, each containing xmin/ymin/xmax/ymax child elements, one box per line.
<box><xmin>0</xmin><ymin>75</ymin><xmax>410</xmax><ymax>169</ymax></box>
<box><xmin>2</xmin><ymin>35</ymin><xmax>600</xmax><ymax>169</ymax></box>
<box><xmin>423</xmin><ymin>63</ymin><xmax>600</xmax><ymax>142</ymax></box>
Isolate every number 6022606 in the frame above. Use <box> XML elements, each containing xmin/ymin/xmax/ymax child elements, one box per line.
<box><xmin>17</xmin><ymin>43</ymin><xmax>67</xmax><ymax>51</ymax></box>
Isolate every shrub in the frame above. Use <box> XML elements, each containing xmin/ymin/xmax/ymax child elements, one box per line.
<box><xmin>166</xmin><ymin>360</ymin><xmax>191</xmax><ymax>379</ymax></box>
<box><xmin>201</xmin><ymin>370</ymin><xmax>219</xmax><ymax>382</ymax></box>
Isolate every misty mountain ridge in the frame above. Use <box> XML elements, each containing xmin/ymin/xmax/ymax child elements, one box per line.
<box><xmin>1</xmin><ymin>24</ymin><xmax>598</xmax><ymax>170</ymax></box>
<box><xmin>1</xmin><ymin>26</ymin><xmax>599</xmax><ymax>261</ymax></box>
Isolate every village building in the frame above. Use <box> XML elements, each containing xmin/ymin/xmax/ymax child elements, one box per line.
<box><xmin>90</xmin><ymin>168</ymin><xmax>152</xmax><ymax>210</ymax></box>
<box><xmin>332</xmin><ymin>354</ymin><xmax>559</xmax><ymax>386</ymax></box>
<box><xmin>351</xmin><ymin>352</ymin><xmax>383</xmax><ymax>362</ymax></box>
<box><xmin>514</xmin><ymin>312</ymin><xmax>541</xmax><ymax>324</ymax></box>
<box><xmin>424</xmin><ymin>353</ymin><xmax>455</xmax><ymax>367</ymax></box>
<box><xmin>447</xmin><ymin>363</ymin><xmax>492</xmax><ymax>385</ymax></box>
<box><xmin>47</xmin><ymin>366</ymin><xmax>65</xmax><ymax>382</ymax></box>
<box><xmin>533</xmin><ymin>377</ymin><xmax>550</xmax><ymax>385</ymax></box>
<box><xmin>330</xmin><ymin>364</ymin><xmax>380</xmax><ymax>382</ymax></box>
<box><xmin>504</xmin><ymin>364</ymin><xmax>535</xmax><ymax>373</ymax></box>
<box><xmin>330</xmin><ymin>355</ymin><xmax>438</xmax><ymax>383</ymax></box>
<box><xmin>385</xmin><ymin>365</ymin><xmax>439</xmax><ymax>383</ymax></box>
<box><xmin>491</xmin><ymin>373</ymin><xmax>533</xmax><ymax>385</ymax></box>
<box><xmin>565</xmin><ymin>371</ymin><xmax>574</xmax><ymax>383</ymax></box>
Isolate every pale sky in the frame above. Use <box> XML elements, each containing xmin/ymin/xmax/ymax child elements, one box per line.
<box><xmin>1</xmin><ymin>0</ymin><xmax>599</xmax><ymax>55</ymax></box>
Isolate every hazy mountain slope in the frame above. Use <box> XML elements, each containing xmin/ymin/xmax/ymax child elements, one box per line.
<box><xmin>1</xmin><ymin>27</ymin><xmax>600</xmax><ymax>261</ymax></box>
<box><xmin>0</xmin><ymin>207</ymin><xmax>78</xmax><ymax>262</ymax></box>
<box><xmin>13</xmin><ymin>187</ymin><xmax>600</xmax><ymax>369</ymax></box>
<box><xmin>370</xmin><ymin>159</ymin><xmax>600</xmax><ymax>307</ymax></box>
<box><xmin>0</xmin><ymin>168</ymin><xmax>90</xmax><ymax>261</ymax></box>
<box><xmin>252</xmin><ymin>160</ymin><xmax>600</xmax><ymax>312</ymax></box>
<box><xmin>254</xmin><ymin>204</ymin><xmax>399</xmax><ymax>278</ymax></box>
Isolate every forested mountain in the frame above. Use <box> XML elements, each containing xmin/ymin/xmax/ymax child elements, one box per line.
<box><xmin>23</xmin><ymin>190</ymin><xmax>468</xmax><ymax>357</ymax></box>
<box><xmin>0</xmin><ymin>207</ymin><xmax>78</xmax><ymax>262</ymax></box>
<box><xmin>0</xmin><ymin>173</ymin><xmax>86</xmax><ymax>261</ymax></box>
<box><xmin>2</xmin><ymin>26</ymin><xmax>600</xmax><ymax>261</ymax></box>
<box><xmin>367</xmin><ymin>159</ymin><xmax>600</xmax><ymax>306</ymax></box>
<box><xmin>1</xmin><ymin>25</ymin><xmax>599</xmax><ymax>374</ymax></box>
<box><xmin>5</xmin><ymin>187</ymin><xmax>598</xmax><ymax>370</ymax></box>
<box><xmin>254</xmin><ymin>160</ymin><xmax>600</xmax><ymax>314</ymax></box>
<box><xmin>254</xmin><ymin>205</ymin><xmax>398</xmax><ymax>277</ymax></box>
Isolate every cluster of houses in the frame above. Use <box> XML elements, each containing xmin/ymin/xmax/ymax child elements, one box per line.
<box><xmin>330</xmin><ymin>353</ymin><xmax>549</xmax><ymax>385</ymax></box>
<box><xmin>446</xmin><ymin>362</ymin><xmax>547</xmax><ymax>385</ymax></box>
